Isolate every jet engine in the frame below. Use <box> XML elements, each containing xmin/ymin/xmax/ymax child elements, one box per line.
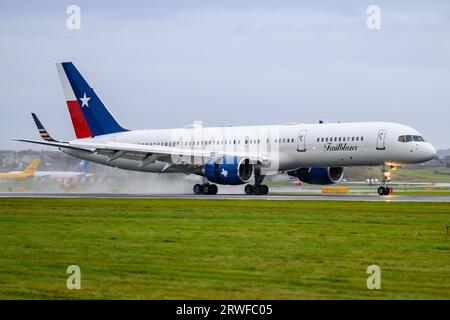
<box><xmin>204</xmin><ymin>156</ymin><xmax>254</xmax><ymax>185</ymax></box>
<box><xmin>289</xmin><ymin>167</ymin><xmax>344</xmax><ymax>185</ymax></box>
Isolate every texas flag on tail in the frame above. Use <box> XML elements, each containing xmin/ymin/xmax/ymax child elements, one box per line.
<box><xmin>56</xmin><ymin>62</ymin><xmax>127</xmax><ymax>138</ymax></box>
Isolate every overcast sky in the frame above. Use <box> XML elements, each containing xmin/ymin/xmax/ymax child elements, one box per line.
<box><xmin>1</xmin><ymin>0</ymin><xmax>449</xmax><ymax>150</ymax></box>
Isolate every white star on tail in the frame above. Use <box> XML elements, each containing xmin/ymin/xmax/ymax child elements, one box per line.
<box><xmin>80</xmin><ymin>93</ymin><xmax>91</xmax><ymax>108</ymax></box>
<box><xmin>221</xmin><ymin>168</ymin><xmax>228</xmax><ymax>178</ymax></box>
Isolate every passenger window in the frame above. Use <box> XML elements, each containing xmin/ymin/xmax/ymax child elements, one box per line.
<box><xmin>356</xmin><ymin>137</ymin><xmax>359</xmax><ymax>141</ymax></box>
<box><xmin>351</xmin><ymin>137</ymin><xmax>354</xmax><ymax>141</ymax></box>
<box><xmin>343</xmin><ymin>137</ymin><xmax>346</xmax><ymax>142</ymax></box>
<box><xmin>338</xmin><ymin>137</ymin><xmax>341</xmax><ymax>142</ymax></box>
<box><xmin>321</xmin><ymin>138</ymin><xmax>324</xmax><ymax>142</ymax></box>
<box><xmin>361</xmin><ymin>136</ymin><xmax>364</xmax><ymax>141</ymax></box>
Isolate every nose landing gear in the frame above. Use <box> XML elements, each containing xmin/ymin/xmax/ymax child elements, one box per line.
<box><xmin>377</xmin><ymin>165</ymin><xmax>394</xmax><ymax>196</ymax></box>
<box><xmin>377</xmin><ymin>186</ymin><xmax>393</xmax><ymax>196</ymax></box>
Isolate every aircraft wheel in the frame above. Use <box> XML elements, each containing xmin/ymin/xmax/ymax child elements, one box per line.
<box><xmin>261</xmin><ymin>185</ymin><xmax>269</xmax><ymax>195</ymax></box>
<box><xmin>377</xmin><ymin>186</ymin><xmax>385</xmax><ymax>196</ymax></box>
<box><xmin>254</xmin><ymin>185</ymin><xmax>262</xmax><ymax>195</ymax></box>
<box><xmin>245</xmin><ymin>184</ymin><xmax>254</xmax><ymax>195</ymax></box>
<box><xmin>378</xmin><ymin>186</ymin><xmax>391</xmax><ymax>196</ymax></box>
<box><xmin>193</xmin><ymin>184</ymin><xmax>203</xmax><ymax>195</ymax></box>
<box><xmin>202</xmin><ymin>183</ymin><xmax>211</xmax><ymax>195</ymax></box>
<box><xmin>209</xmin><ymin>184</ymin><xmax>218</xmax><ymax>195</ymax></box>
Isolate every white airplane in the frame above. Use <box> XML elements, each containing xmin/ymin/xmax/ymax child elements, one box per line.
<box><xmin>34</xmin><ymin>160</ymin><xmax>91</xmax><ymax>181</ymax></box>
<box><xmin>13</xmin><ymin>62</ymin><xmax>437</xmax><ymax>196</ymax></box>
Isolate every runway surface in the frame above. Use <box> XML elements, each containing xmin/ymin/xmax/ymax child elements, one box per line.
<box><xmin>1</xmin><ymin>192</ymin><xmax>450</xmax><ymax>202</ymax></box>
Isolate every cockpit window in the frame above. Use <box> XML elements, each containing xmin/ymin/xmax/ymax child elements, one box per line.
<box><xmin>398</xmin><ymin>135</ymin><xmax>425</xmax><ymax>143</ymax></box>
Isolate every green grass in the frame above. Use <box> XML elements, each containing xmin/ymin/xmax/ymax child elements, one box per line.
<box><xmin>0</xmin><ymin>198</ymin><xmax>449</xmax><ymax>299</ymax></box>
<box><xmin>395</xmin><ymin>166</ymin><xmax>450</xmax><ymax>183</ymax></box>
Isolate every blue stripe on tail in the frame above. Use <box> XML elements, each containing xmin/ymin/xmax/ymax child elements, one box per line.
<box><xmin>61</xmin><ymin>62</ymin><xmax>127</xmax><ymax>136</ymax></box>
<box><xmin>73</xmin><ymin>160</ymin><xmax>89</xmax><ymax>173</ymax></box>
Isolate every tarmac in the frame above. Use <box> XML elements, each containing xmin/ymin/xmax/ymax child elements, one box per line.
<box><xmin>1</xmin><ymin>192</ymin><xmax>450</xmax><ymax>202</ymax></box>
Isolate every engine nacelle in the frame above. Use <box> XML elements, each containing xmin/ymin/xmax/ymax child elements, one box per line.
<box><xmin>289</xmin><ymin>167</ymin><xmax>344</xmax><ymax>185</ymax></box>
<box><xmin>204</xmin><ymin>156</ymin><xmax>254</xmax><ymax>185</ymax></box>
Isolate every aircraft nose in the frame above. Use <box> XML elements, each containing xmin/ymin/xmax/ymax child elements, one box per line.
<box><xmin>424</xmin><ymin>143</ymin><xmax>437</xmax><ymax>160</ymax></box>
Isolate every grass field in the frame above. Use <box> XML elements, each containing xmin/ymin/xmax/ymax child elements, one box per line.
<box><xmin>0</xmin><ymin>198</ymin><xmax>449</xmax><ymax>299</ymax></box>
<box><xmin>395</xmin><ymin>166</ymin><xmax>450</xmax><ymax>183</ymax></box>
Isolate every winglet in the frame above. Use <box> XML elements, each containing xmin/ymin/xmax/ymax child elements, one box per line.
<box><xmin>31</xmin><ymin>113</ymin><xmax>58</xmax><ymax>142</ymax></box>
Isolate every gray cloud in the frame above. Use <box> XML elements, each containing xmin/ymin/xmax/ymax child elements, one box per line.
<box><xmin>1</xmin><ymin>0</ymin><xmax>449</xmax><ymax>149</ymax></box>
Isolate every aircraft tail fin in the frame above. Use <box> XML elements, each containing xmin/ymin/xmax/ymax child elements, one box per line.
<box><xmin>56</xmin><ymin>62</ymin><xmax>128</xmax><ymax>138</ymax></box>
<box><xmin>73</xmin><ymin>160</ymin><xmax>89</xmax><ymax>173</ymax></box>
<box><xmin>23</xmin><ymin>159</ymin><xmax>41</xmax><ymax>175</ymax></box>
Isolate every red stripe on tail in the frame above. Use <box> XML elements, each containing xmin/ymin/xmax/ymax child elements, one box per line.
<box><xmin>67</xmin><ymin>100</ymin><xmax>92</xmax><ymax>138</ymax></box>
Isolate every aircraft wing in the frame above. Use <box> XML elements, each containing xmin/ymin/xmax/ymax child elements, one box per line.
<box><xmin>12</xmin><ymin>138</ymin><xmax>269</xmax><ymax>169</ymax></box>
<box><xmin>70</xmin><ymin>140</ymin><xmax>268</xmax><ymax>167</ymax></box>
<box><xmin>13</xmin><ymin>113</ymin><xmax>269</xmax><ymax>169</ymax></box>
<box><xmin>11</xmin><ymin>138</ymin><xmax>95</xmax><ymax>151</ymax></box>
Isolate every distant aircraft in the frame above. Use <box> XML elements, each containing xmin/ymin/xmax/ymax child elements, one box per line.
<box><xmin>13</xmin><ymin>62</ymin><xmax>437</xmax><ymax>196</ymax></box>
<box><xmin>0</xmin><ymin>159</ymin><xmax>41</xmax><ymax>181</ymax></box>
<box><xmin>34</xmin><ymin>160</ymin><xmax>91</xmax><ymax>181</ymax></box>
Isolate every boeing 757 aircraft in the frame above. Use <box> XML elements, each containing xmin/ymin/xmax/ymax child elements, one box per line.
<box><xmin>13</xmin><ymin>63</ymin><xmax>437</xmax><ymax>195</ymax></box>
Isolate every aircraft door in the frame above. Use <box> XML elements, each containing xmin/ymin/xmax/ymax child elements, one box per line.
<box><xmin>376</xmin><ymin>129</ymin><xmax>386</xmax><ymax>150</ymax></box>
<box><xmin>297</xmin><ymin>130</ymin><xmax>307</xmax><ymax>152</ymax></box>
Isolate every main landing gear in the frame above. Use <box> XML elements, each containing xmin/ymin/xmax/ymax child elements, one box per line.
<box><xmin>244</xmin><ymin>169</ymin><xmax>269</xmax><ymax>195</ymax></box>
<box><xmin>377</xmin><ymin>165</ymin><xmax>394</xmax><ymax>196</ymax></box>
<box><xmin>193</xmin><ymin>183</ymin><xmax>218</xmax><ymax>195</ymax></box>
<box><xmin>244</xmin><ymin>184</ymin><xmax>269</xmax><ymax>195</ymax></box>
